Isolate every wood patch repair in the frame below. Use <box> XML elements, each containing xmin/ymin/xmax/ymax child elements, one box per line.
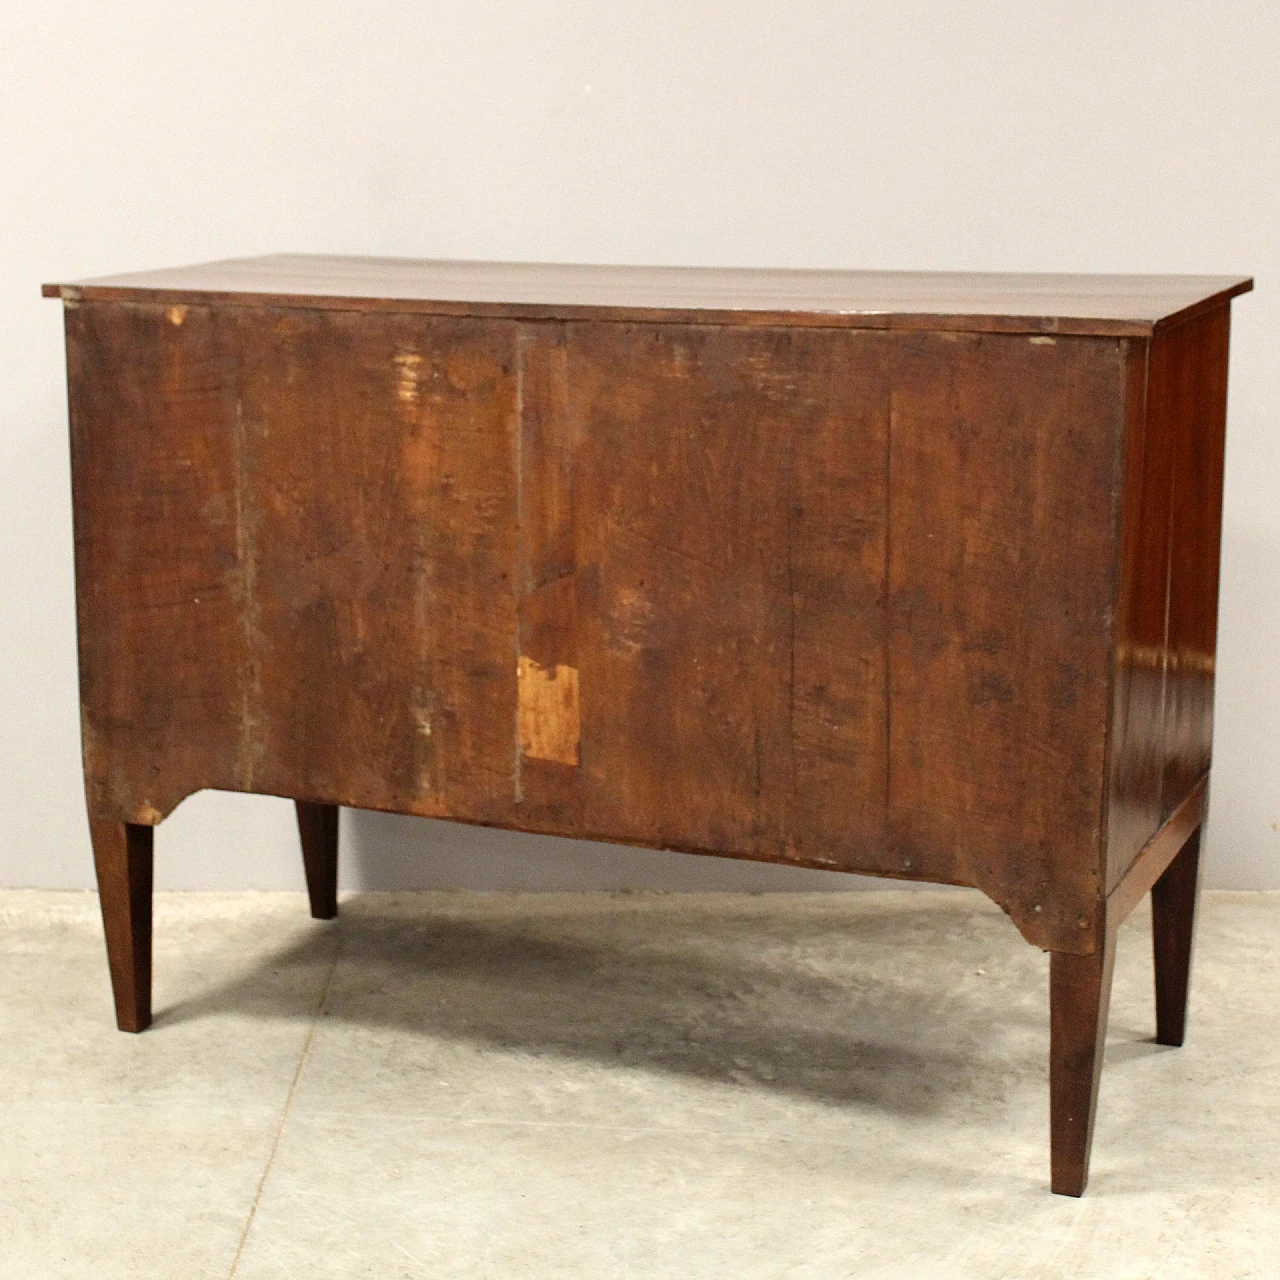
<box><xmin>517</xmin><ymin>655</ymin><xmax>580</xmax><ymax>766</ymax></box>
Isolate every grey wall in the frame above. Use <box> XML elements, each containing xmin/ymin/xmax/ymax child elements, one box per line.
<box><xmin>3</xmin><ymin>2</ymin><xmax>1275</xmax><ymax>891</ymax></box>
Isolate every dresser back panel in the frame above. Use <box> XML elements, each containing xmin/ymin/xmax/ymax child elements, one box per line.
<box><xmin>67</xmin><ymin>303</ymin><xmax>1130</xmax><ymax>951</ymax></box>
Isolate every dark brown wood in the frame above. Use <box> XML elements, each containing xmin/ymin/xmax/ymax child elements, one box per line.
<box><xmin>1110</xmin><ymin>775</ymin><xmax>1207</xmax><ymax>928</ymax></box>
<box><xmin>1050</xmin><ymin>909</ymin><xmax>1118</xmax><ymax>1197</ymax></box>
<box><xmin>1152</xmin><ymin>825</ymin><xmax>1203</xmax><ymax>1047</ymax></box>
<box><xmin>66</xmin><ymin>302</ymin><xmax>246</xmax><ymax>823</ymax></box>
<box><xmin>295</xmin><ymin>802</ymin><xmax>339</xmax><ymax>920</ymax></box>
<box><xmin>1160</xmin><ymin>311</ymin><xmax>1231</xmax><ymax>815</ymax></box>
<box><xmin>1105</xmin><ymin>335</ymin><xmax>1166</xmax><ymax>879</ymax></box>
<box><xmin>1106</xmin><ymin>307</ymin><xmax>1232</xmax><ymax>891</ymax></box>
<box><xmin>59</xmin><ymin>304</ymin><xmax>1133</xmax><ymax>956</ymax></box>
<box><xmin>566</xmin><ymin>322</ymin><xmax>891</xmax><ymax>869</ymax></box>
<box><xmin>1046</xmin><ymin>778</ymin><xmax>1208</xmax><ymax>1194</ymax></box>
<box><xmin>49</xmin><ymin>259</ymin><xmax>1249</xmax><ymax>1191</ymax></box>
<box><xmin>228</xmin><ymin>307</ymin><xmax>519</xmax><ymax>821</ymax></box>
<box><xmin>89</xmin><ymin>816</ymin><xmax>153</xmax><ymax>1033</ymax></box>
<box><xmin>44</xmin><ymin>256</ymin><xmax>1252</xmax><ymax>338</ymax></box>
<box><xmin>885</xmin><ymin>330</ymin><xmax>1125</xmax><ymax>954</ymax></box>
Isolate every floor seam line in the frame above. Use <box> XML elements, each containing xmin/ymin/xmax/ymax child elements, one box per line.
<box><xmin>226</xmin><ymin>927</ymin><xmax>342</xmax><ymax>1279</ymax></box>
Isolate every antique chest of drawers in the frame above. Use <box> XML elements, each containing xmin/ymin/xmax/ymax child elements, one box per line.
<box><xmin>45</xmin><ymin>257</ymin><xmax>1252</xmax><ymax>1193</ymax></box>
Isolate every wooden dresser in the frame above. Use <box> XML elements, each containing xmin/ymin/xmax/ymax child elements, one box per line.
<box><xmin>45</xmin><ymin>257</ymin><xmax>1252</xmax><ymax>1194</ymax></box>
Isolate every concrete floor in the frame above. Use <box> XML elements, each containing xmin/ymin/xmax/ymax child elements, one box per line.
<box><xmin>1</xmin><ymin>889</ymin><xmax>1276</xmax><ymax>1279</ymax></box>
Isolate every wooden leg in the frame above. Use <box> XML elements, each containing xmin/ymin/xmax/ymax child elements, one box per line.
<box><xmin>1152</xmin><ymin>825</ymin><xmax>1202</xmax><ymax>1047</ymax></box>
<box><xmin>89</xmin><ymin>816</ymin><xmax>154</xmax><ymax>1033</ymax></box>
<box><xmin>1049</xmin><ymin>919</ymin><xmax>1116</xmax><ymax>1197</ymax></box>
<box><xmin>295</xmin><ymin>801</ymin><xmax>339</xmax><ymax>920</ymax></box>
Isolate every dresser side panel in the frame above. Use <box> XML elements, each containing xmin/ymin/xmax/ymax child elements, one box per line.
<box><xmin>1104</xmin><ymin>306</ymin><xmax>1233</xmax><ymax>891</ymax></box>
<box><xmin>1159</xmin><ymin>309</ymin><xmax>1231</xmax><ymax>820</ymax></box>
<box><xmin>886</xmin><ymin>332</ymin><xmax>1125</xmax><ymax>952</ymax></box>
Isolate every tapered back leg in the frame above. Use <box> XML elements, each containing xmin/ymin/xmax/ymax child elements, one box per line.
<box><xmin>1152</xmin><ymin>826</ymin><xmax>1203</xmax><ymax>1047</ymax></box>
<box><xmin>295</xmin><ymin>802</ymin><xmax>340</xmax><ymax>920</ymax></box>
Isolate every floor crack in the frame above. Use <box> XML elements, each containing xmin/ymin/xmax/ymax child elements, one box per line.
<box><xmin>227</xmin><ymin>925</ymin><xmax>343</xmax><ymax>1278</ymax></box>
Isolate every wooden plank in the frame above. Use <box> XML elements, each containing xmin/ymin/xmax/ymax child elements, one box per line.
<box><xmin>565</xmin><ymin>323</ymin><xmax>890</xmax><ymax>862</ymax></box>
<box><xmin>1110</xmin><ymin>775</ymin><xmax>1207</xmax><ymax>926</ymax></box>
<box><xmin>512</xmin><ymin>323</ymin><xmax>583</xmax><ymax>825</ymax></box>
<box><xmin>45</xmin><ymin>256</ymin><xmax>1254</xmax><ymax>338</ymax></box>
<box><xmin>227</xmin><ymin>307</ymin><xmax>520</xmax><ymax>821</ymax></box>
<box><xmin>785</xmin><ymin>328</ymin><xmax>892</xmax><ymax>866</ymax></box>
<box><xmin>885</xmin><ymin>331</ymin><xmax>1126</xmax><ymax>954</ymax></box>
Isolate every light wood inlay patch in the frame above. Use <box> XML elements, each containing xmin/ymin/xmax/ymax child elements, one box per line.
<box><xmin>517</xmin><ymin>655</ymin><xmax>580</xmax><ymax>766</ymax></box>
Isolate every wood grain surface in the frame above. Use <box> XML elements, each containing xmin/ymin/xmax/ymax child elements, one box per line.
<box><xmin>45</xmin><ymin>255</ymin><xmax>1253</xmax><ymax>337</ymax></box>
<box><xmin>1104</xmin><ymin>307</ymin><xmax>1232</xmax><ymax>892</ymax></box>
<box><xmin>62</xmin><ymin>297</ymin><xmax>1223</xmax><ymax>955</ymax></box>
<box><xmin>883</xmin><ymin>330</ymin><xmax>1127</xmax><ymax>954</ymax></box>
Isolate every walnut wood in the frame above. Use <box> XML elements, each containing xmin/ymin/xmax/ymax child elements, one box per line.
<box><xmin>1160</xmin><ymin>313</ymin><xmax>1230</xmax><ymax>815</ymax></box>
<box><xmin>89</xmin><ymin>817</ymin><xmax>153</xmax><ymax>1032</ymax></box>
<box><xmin>295</xmin><ymin>801</ymin><xmax>339</xmax><ymax>920</ymax></box>
<box><xmin>49</xmin><ymin>259</ymin><xmax>1249</xmax><ymax>1192</ymax></box>
<box><xmin>1046</xmin><ymin>779</ymin><xmax>1207</xmax><ymax>1193</ymax></box>
<box><xmin>43</xmin><ymin>255</ymin><xmax>1252</xmax><ymax>337</ymax></box>
<box><xmin>884</xmin><ymin>330</ymin><xmax>1122</xmax><ymax>953</ymax></box>
<box><xmin>1050</xmin><ymin>910</ymin><xmax>1118</xmax><ymax>1197</ymax></box>
<box><xmin>60</xmin><ymin>304</ymin><xmax>1132</xmax><ymax>954</ymax></box>
<box><xmin>1110</xmin><ymin>776</ymin><xmax>1206</xmax><ymax>928</ymax></box>
<box><xmin>1152</xmin><ymin>826</ymin><xmax>1203</xmax><ymax>1047</ymax></box>
<box><xmin>1106</xmin><ymin>309</ymin><xmax>1232</xmax><ymax>891</ymax></box>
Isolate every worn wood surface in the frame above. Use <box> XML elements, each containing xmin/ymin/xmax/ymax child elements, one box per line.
<box><xmin>68</xmin><ymin>303</ymin><xmax>246</xmax><ymax>824</ymax></box>
<box><xmin>566</xmin><ymin>322</ymin><xmax>891</xmax><ymax>870</ymax></box>
<box><xmin>45</xmin><ymin>255</ymin><xmax>1252</xmax><ymax>337</ymax></box>
<box><xmin>230</xmin><ymin>308</ymin><xmax>520</xmax><ymax>821</ymax></box>
<box><xmin>883</xmin><ymin>330</ymin><xmax>1125</xmax><ymax>954</ymax></box>
<box><xmin>64</xmin><ymin>302</ymin><xmax>1165</xmax><ymax>955</ymax></box>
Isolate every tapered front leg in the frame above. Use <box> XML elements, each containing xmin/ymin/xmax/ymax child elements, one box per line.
<box><xmin>295</xmin><ymin>802</ymin><xmax>339</xmax><ymax>920</ymax></box>
<box><xmin>1049</xmin><ymin>918</ymin><xmax>1117</xmax><ymax>1197</ymax></box>
<box><xmin>89</xmin><ymin>815</ymin><xmax>155</xmax><ymax>1033</ymax></box>
<box><xmin>1152</xmin><ymin>826</ymin><xmax>1202</xmax><ymax>1047</ymax></box>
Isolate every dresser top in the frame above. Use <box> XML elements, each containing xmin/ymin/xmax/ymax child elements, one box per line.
<box><xmin>43</xmin><ymin>255</ymin><xmax>1252</xmax><ymax>337</ymax></box>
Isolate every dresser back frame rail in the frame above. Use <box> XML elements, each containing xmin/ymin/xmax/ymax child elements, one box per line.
<box><xmin>45</xmin><ymin>259</ymin><xmax>1251</xmax><ymax>1196</ymax></box>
